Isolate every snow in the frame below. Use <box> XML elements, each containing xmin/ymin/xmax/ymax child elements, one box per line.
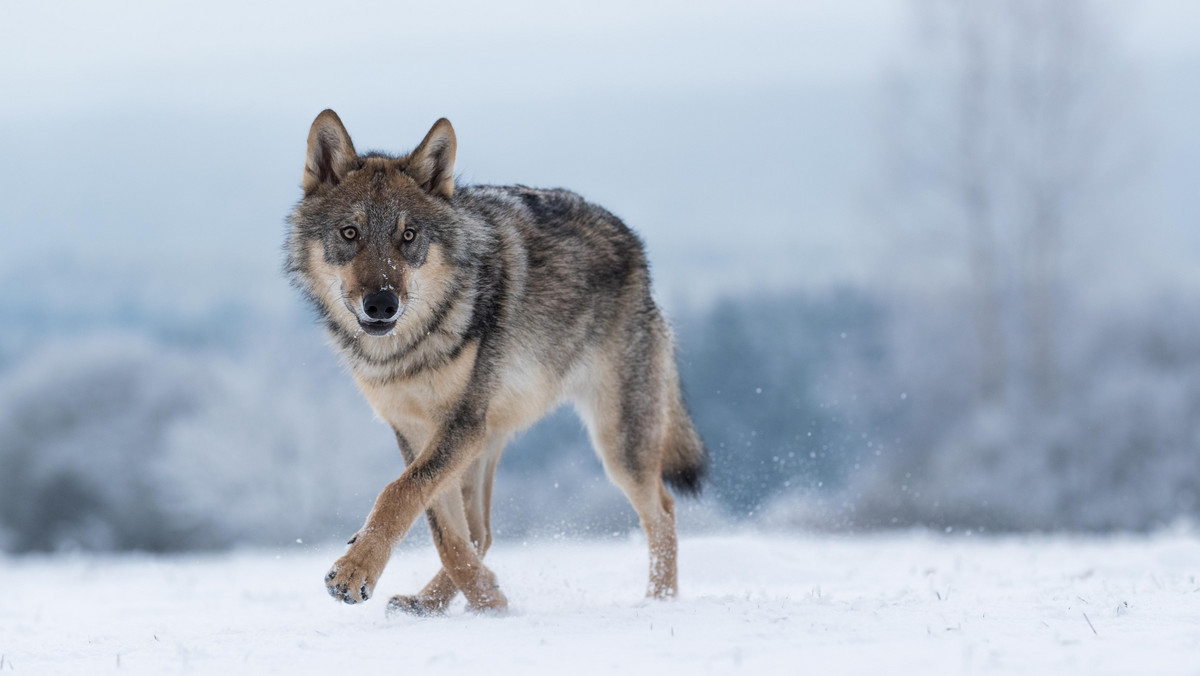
<box><xmin>2</xmin><ymin>532</ymin><xmax>1199</xmax><ymax>675</ymax></box>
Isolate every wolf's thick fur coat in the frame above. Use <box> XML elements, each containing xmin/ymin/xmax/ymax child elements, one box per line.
<box><xmin>286</xmin><ymin>110</ymin><xmax>707</xmax><ymax>613</ymax></box>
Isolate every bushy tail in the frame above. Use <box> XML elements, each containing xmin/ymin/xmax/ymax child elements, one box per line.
<box><xmin>661</xmin><ymin>395</ymin><xmax>708</xmax><ymax>497</ymax></box>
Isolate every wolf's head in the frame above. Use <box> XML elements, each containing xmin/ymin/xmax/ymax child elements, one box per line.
<box><xmin>286</xmin><ymin>110</ymin><xmax>470</xmax><ymax>346</ymax></box>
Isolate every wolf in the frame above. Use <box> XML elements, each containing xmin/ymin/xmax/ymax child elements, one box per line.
<box><xmin>285</xmin><ymin>110</ymin><xmax>707</xmax><ymax>614</ymax></box>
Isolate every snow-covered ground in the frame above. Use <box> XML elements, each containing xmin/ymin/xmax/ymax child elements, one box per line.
<box><xmin>2</xmin><ymin>532</ymin><xmax>1199</xmax><ymax>675</ymax></box>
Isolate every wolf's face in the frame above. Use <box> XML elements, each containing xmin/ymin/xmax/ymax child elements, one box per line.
<box><xmin>286</xmin><ymin>111</ymin><xmax>462</xmax><ymax>340</ymax></box>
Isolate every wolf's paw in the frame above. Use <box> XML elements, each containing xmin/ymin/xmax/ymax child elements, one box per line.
<box><xmin>325</xmin><ymin>539</ymin><xmax>389</xmax><ymax>605</ymax></box>
<box><xmin>465</xmin><ymin>584</ymin><xmax>509</xmax><ymax>614</ymax></box>
<box><xmin>386</xmin><ymin>594</ymin><xmax>446</xmax><ymax>617</ymax></box>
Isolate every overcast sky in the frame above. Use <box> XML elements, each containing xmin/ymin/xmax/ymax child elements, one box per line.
<box><xmin>2</xmin><ymin>1</ymin><xmax>1198</xmax><ymax>308</ymax></box>
<box><xmin>2</xmin><ymin>2</ymin><xmax>902</xmax><ymax>112</ymax></box>
<box><xmin>4</xmin><ymin>1</ymin><xmax>1196</xmax><ymax>106</ymax></box>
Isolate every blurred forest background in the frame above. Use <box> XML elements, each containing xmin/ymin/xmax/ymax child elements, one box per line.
<box><xmin>3</xmin><ymin>0</ymin><xmax>1200</xmax><ymax>552</ymax></box>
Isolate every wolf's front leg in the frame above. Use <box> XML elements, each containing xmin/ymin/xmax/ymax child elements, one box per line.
<box><xmin>324</xmin><ymin>527</ymin><xmax>390</xmax><ymax>604</ymax></box>
<box><xmin>324</xmin><ymin>477</ymin><xmax>422</xmax><ymax>604</ymax></box>
<box><xmin>387</xmin><ymin>442</ymin><xmax>504</xmax><ymax>615</ymax></box>
<box><xmin>324</xmin><ymin>415</ymin><xmax>495</xmax><ymax>606</ymax></box>
<box><xmin>388</xmin><ymin>482</ymin><xmax>507</xmax><ymax>614</ymax></box>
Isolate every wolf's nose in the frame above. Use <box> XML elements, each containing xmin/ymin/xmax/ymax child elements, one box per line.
<box><xmin>363</xmin><ymin>291</ymin><xmax>399</xmax><ymax>320</ymax></box>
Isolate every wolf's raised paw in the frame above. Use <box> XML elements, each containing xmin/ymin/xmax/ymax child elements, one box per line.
<box><xmin>325</xmin><ymin>541</ymin><xmax>387</xmax><ymax>605</ymax></box>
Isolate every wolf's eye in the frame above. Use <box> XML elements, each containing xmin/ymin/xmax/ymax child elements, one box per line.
<box><xmin>341</xmin><ymin>226</ymin><xmax>358</xmax><ymax>241</ymax></box>
<box><xmin>402</xmin><ymin>228</ymin><xmax>416</xmax><ymax>242</ymax></box>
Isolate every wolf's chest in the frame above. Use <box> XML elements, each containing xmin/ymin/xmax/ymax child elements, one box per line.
<box><xmin>352</xmin><ymin>342</ymin><xmax>479</xmax><ymax>446</ymax></box>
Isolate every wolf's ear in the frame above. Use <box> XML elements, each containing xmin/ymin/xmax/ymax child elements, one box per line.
<box><xmin>303</xmin><ymin>109</ymin><xmax>358</xmax><ymax>194</ymax></box>
<box><xmin>406</xmin><ymin>118</ymin><xmax>457</xmax><ymax>199</ymax></box>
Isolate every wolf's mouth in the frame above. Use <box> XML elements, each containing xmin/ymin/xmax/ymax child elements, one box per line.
<box><xmin>358</xmin><ymin>319</ymin><xmax>397</xmax><ymax>336</ymax></box>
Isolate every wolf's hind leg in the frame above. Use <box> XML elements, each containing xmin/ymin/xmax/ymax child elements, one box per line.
<box><xmin>612</xmin><ymin>470</ymin><xmax>678</xmax><ymax>599</ymax></box>
<box><xmin>578</xmin><ymin>338</ymin><xmax>680</xmax><ymax>599</ymax></box>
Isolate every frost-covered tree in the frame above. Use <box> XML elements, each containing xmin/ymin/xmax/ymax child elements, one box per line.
<box><xmin>880</xmin><ymin>0</ymin><xmax>1137</xmax><ymax>413</ymax></box>
<box><xmin>849</xmin><ymin>0</ymin><xmax>1173</xmax><ymax>531</ymax></box>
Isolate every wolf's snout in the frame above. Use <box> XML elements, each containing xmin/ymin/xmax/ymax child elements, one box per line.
<box><xmin>363</xmin><ymin>291</ymin><xmax>400</xmax><ymax>320</ymax></box>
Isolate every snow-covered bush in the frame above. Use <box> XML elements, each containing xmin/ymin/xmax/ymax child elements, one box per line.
<box><xmin>839</xmin><ymin>295</ymin><xmax>1200</xmax><ymax>532</ymax></box>
<box><xmin>0</xmin><ymin>331</ymin><xmax>398</xmax><ymax>552</ymax></box>
<box><xmin>0</xmin><ymin>335</ymin><xmax>207</xmax><ymax>551</ymax></box>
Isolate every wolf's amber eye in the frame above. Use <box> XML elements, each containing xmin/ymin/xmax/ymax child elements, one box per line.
<box><xmin>341</xmin><ymin>226</ymin><xmax>357</xmax><ymax>241</ymax></box>
<box><xmin>402</xmin><ymin>228</ymin><xmax>416</xmax><ymax>242</ymax></box>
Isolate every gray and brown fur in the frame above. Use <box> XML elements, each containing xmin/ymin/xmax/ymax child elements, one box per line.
<box><xmin>285</xmin><ymin>110</ymin><xmax>707</xmax><ymax>613</ymax></box>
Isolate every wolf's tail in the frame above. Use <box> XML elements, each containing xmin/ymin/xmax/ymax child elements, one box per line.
<box><xmin>661</xmin><ymin>391</ymin><xmax>708</xmax><ymax>497</ymax></box>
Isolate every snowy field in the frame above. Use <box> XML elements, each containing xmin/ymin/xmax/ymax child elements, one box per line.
<box><xmin>2</xmin><ymin>532</ymin><xmax>1199</xmax><ymax>675</ymax></box>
